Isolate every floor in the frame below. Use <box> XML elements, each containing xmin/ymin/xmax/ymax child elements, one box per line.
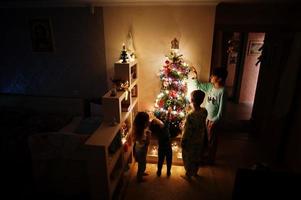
<box><xmin>4</xmin><ymin>102</ymin><xmax>296</xmax><ymax>199</ymax></box>
<box><xmin>123</xmin><ymin>102</ymin><xmax>258</xmax><ymax>200</ymax></box>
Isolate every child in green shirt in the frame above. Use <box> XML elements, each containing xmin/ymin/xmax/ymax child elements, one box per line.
<box><xmin>195</xmin><ymin>67</ymin><xmax>228</xmax><ymax>164</ymax></box>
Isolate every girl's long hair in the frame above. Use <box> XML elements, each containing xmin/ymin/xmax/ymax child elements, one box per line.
<box><xmin>133</xmin><ymin>112</ymin><xmax>149</xmax><ymax>141</ymax></box>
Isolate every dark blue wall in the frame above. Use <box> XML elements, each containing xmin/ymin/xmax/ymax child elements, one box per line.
<box><xmin>0</xmin><ymin>6</ymin><xmax>107</xmax><ymax>98</ymax></box>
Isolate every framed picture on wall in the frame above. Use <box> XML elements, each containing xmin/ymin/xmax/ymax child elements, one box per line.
<box><xmin>229</xmin><ymin>52</ymin><xmax>238</xmax><ymax>64</ymax></box>
<box><xmin>30</xmin><ymin>18</ymin><xmax>54</xmax><ymax>52</ymax></box>
<box><xmin>248</xmin><ymin>40</ymin><xmax>263</xmax><ymax>55</ymax></box>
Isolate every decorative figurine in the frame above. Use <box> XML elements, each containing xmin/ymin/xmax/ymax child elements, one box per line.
<box><xmin>120</xmin><ymin>81</ymin><xmax>129</xmax><ymax>100</ymax></box>
<box><xmin>171</xmin><ymin>38</ymin><xmax>179</xmax><ymax>50</ymax></box>
<box><xmin>120</xmin><ymin>43</ymin><xmax>128</xmax><ymax>63</ymax></box>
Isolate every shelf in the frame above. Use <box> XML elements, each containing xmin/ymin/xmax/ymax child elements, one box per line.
<box><xmin>114</xmin><ymin>60</ymin><xmax>138</xmax><ymax>87</ymax></box>
<box><xmin>121</xmin><ymin>98</ymin><xmax>131</xmax><ymax>112</ymax></box>
<box><xmin>129</xmin><ymin>78</ymin><xmax>138</xmax><ymax>90</ymax></box>
<box><xmin>85</xmin><ymin>122</ymin><xmax>121</xmax><ymax>147</ymax></box>
<box><xmin>109</xmin><ymin>150</ymin><xmax>133</xmax><ymax>199</ymax></box>
<box><xmin>109</xmin><ymin>167</ymin><xmax>123</xmax><ymax>198</ymax></box>
<box><xmin>103</xmin><ymin>89</ymin><xmax>127</xmax><ymax>100</ymax></box>
<box><xmin>86</xmin><ymin>109</ymin><xmax>135</xmax><ymax>148</ymax></box>
<box><xmin>123</xmin><ymin>166</ymin><xmax>132</xmax><ymax>180</ymax></box>
<box><xmin>123</xmin><ymin>144</ymin><xmax>133</xmax><ymax>163</ymax></box>
<box><xmin>120</xmin><ymin>110</ymin><xmax>132</xmax><ymax>125</ymax></box>
<box><xmin>115</xmin><ymin>60</ymin><xmax>137</xmax><ymax>66</ymax></box>
<box><xmin>108</xmin><ymin>148</ymin><xmax>122</xmax><ymax>175</ymax></box>
<box><xmin>86</xmin><ymin>59</ymin><xmax>138</xmax><ymax>200</ymax></box>
<box><xmin>103</xmin><ymin>85</ymin><xmax>135</xmax><ymax>123</ymax></box>
<box><xmin>132</xmin><ymin>96</ymin><xmax>138</xmax><ymax>107</ymax></box>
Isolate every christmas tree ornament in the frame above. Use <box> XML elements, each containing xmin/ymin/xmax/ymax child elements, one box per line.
<box><xmin>120</xmin><ymin>43</ymin><xmax>128</xmax><ymax>63</ymax></box>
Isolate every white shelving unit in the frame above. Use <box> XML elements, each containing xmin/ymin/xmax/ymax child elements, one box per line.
<box><xmin>102</xmin><ymin>60</ymin><xmax>138</xmax><ymax>123</ymax></box>
<box><xmin>85</xmin><ymin>60</ymin><xmax>138</xmax><ymax>200</ymax></box>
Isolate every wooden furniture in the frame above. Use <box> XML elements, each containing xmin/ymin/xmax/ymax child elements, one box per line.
<box><xmin>85</xmin><ymin>60</ymin><xmax>138</xmax><ymax>200</ymax></box>
<box><xmin>102</xmin><ymin>60</ymin><xmax>138</xmax><ymax>123</ymax></box>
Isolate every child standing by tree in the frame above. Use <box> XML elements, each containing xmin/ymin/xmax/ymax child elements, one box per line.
<box><xmin>133</xmin><ymin>112</ymin><xmax>151</xmax><ymax>182</ymax></box>
<box><xmin>181</xmin><ymin>90</ymin><xmax>207</xmax><ymax>179</ymax></box>
<box><xmin>149</xmin><ymin>116</ymin><xmax>172</xmax><ymax>177</ymax></box>
<box><xmin>195</xmin><ymin>67</ymin><xmax>228</xmax><ymax>164</ymax></box>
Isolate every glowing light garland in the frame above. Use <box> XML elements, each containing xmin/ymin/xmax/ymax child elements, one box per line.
<box><xmin>153</xmin><ymin>50</ymin><xmax>194</xmax><ymax>137</ymax></box>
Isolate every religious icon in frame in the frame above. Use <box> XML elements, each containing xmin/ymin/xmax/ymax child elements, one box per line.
<box><xmin>30</xmin><ymin>18</ymin><xmax>55</xmax><ymax>52</ymax></box>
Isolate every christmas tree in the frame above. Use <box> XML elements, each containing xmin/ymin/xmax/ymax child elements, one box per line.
<box><xmin>153</xmin><ymin>38</ymin><xmax>192</xmax><ymax>137</ymax></box>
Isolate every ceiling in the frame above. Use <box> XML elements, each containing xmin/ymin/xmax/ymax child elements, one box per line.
<box><xmin>0</xmin><ymin>0</ymin><xmax>292</xmax><ymax>7</ymax></box>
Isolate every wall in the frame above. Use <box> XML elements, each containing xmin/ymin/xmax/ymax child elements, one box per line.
<box><xmin>0</xmin><ymin>94</ymin><xmax>84</xmax><ymax>115</ymax></box>
<box><xmin>103</xmin><ymin>5</ymin><xmax>215</xmax><ymax>110</ymax></box>
<box><xmin>239</xmin><ymin>32</ymin><xmax>265</xmax><ymax>104</ymax></box>
<box><xmin>0</xmin><ymin>7</ymin><xmax>107</xmax><ymax>99</ymax></box>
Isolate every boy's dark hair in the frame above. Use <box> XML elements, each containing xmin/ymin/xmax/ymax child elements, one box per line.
<box><xmin>149</xmin><ymin>119</ymin><xmax>162</xmax><ymax>138</ymax></box>
<box><xmin>191</xmin><ymin>90</ymin><xmax>205</xmax><ymax>106</ymax></box>
<box><xmin>212</xmin><ymin>67</ymin><xmax>228</xmax><ymax>83</ymax></box>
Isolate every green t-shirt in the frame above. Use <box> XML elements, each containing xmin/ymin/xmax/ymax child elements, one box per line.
<box><xmin>195</xmin><ymin>81</ymin><xmax>227</xmax><ymax>123</ymax></box>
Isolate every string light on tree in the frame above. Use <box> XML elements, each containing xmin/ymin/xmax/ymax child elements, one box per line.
<box><xmin>153</xmin><ymin>38</ymin><xmax>194</xmax><ymax>137</ymax></box>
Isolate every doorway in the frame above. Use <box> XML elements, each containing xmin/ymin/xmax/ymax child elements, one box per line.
<box><xmin>212</xmin><ymin>31</ymin><xmax>265</xmax><ymax>121</ymax></box>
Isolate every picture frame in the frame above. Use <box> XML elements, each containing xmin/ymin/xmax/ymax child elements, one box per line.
<box><xmin>248</xmin><ymin>40</ymin><xmax>263</xmax><ymax>55</ymax></box>
<box><xmin>30</xmin><ymin>18</ymin><xmax>54</xmax><ymax>52</ymax></box>
<box><xmin>229</xmin><ymin>52</ymin><xmax>238</xmax><ymax>64</ymax></box>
